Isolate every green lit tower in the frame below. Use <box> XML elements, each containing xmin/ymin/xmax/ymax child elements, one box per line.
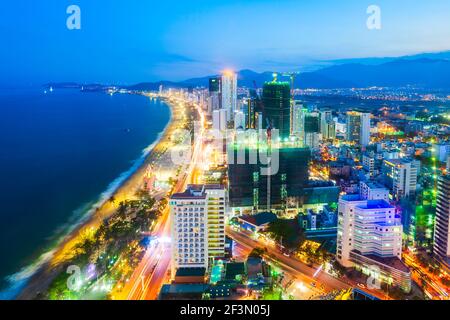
<box><xmin>262</xmin><ymin>80</ymin><xmax>291</xmax><ymax>140</ymax></box>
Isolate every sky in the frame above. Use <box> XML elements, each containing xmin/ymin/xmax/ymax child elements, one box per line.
<box><xmin>1</xmin><ymin>0</ymin><xmax>450</xmax><ymax>85</ymax></box>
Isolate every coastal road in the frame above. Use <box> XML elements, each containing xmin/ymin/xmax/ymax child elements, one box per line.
<box><xmin>115</xmin><ymin>99</ymin><xmax>206</xmax><ymax>300</ymax></box>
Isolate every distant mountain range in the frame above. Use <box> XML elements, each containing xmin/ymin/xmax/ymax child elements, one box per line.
<box><xmin>48</xmin><ymin>51</ymin><xmax>450</xmax><ymax>90</ymax></box>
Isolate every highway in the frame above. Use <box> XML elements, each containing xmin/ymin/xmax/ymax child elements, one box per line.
<box><xmin>403</xmin><ymin>252</ymin><xmax>449</xmax><ymax>299</ymax></box>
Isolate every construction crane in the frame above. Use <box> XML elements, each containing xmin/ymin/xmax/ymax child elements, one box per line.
<box><xmin>281</xmin><ymin>72</ymin><xmax>300</xmax><ymax>97</ymax></box>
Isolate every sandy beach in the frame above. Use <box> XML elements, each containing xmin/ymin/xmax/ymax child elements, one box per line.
<box><xmin>17</xmin><ymin>95</ymin><xmax>180</xmax><ymax>300</ymax></box>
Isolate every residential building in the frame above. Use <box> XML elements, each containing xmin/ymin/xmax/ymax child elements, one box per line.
<box><xmin>433</xmin><ymin>175</ymin><xmax>450</xmax><ymax>267</ymax></box>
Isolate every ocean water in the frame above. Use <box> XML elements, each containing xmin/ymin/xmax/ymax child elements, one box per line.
<box><xmin>0</xmin><ymin>88</ymin><xmax>170</xmax><ymax>298</ymax></box>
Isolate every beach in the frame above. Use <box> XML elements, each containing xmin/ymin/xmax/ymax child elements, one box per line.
<box><xmin>16</xmin><ymin>94</ymin><xmax>180</xmax><ymax>300</ymax></box>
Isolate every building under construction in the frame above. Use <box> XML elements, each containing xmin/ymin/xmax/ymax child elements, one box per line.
<box><xmin>262</xmin><ymin>81</ymin><xmax>291</xmax><ymax>140</ymax></box>
<box><xmin>227</xmin><ymin>145</ymin><xmax>311</xmax><ymax>212</ymax></box>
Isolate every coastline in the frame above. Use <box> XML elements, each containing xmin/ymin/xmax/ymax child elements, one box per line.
<box><xmin>16</xmin><ymin>94</ymin><xmax>176</xmax><ymax>300</ymax></box>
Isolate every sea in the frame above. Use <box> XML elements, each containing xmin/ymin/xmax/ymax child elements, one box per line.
<box><xmin>0</xmin><ymin>87</ymin><xmax>170</xmax><ymax>299</ymax></box>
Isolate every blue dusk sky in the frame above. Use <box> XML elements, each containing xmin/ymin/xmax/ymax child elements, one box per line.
<box><xmin>1</xmin><ymin>0</ymin><xmax>450</xmax><ymax>85</ymax></box>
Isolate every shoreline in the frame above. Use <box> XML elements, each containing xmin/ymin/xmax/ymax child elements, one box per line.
<box><xmin>16</xmin><ymin>94</ymin><xmax>176</xmax><ymax>300</ymax></box>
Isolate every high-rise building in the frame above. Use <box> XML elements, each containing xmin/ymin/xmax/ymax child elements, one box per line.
<box><xmin>234</xmin><ymin>111</ymin><xmax>245</xmax><ymax>130</ymax></box>
<box><xmin>383</xmin><ymin>159</ymin><xmax>420</xmax><ymax>200</ymax></box>
<box><xmin>209</xmin><ymin>77</ymin><xmax>221</xmax><ymax>94</ymax></box>
<box><xmin>262</xmin><ymin>81</ymin><xmax>291</xmax><ymax>140</ymax></box>
<box><xmin>432</xmin><ymin>144</ymin><xmax>450</xmax><ymax>163</ymax></box>
<box><xmin>360</xmin><ymin>112</ymin><xmax>371</xmax><ymax>147</ymax></box>
<box><xmin>221</xmin><ymin>71</ymin><xmax>237</xmax><ymax>121</ymax></box>
<box><xmin>346</xmin><ymin>111</ymin><xmax>371</xmax><ymax>147</ymax></box>
<box><xmin>212</xmin><ymin>109</ymin><xmax>227</xmax><ymax>132</ymax></box>
<box><xmin>246</xmin><ymin>95</ymin><xmax>258</xmax><ymax>129</ymax></box>
<box><xmin>207</xmin><ymin>94</ymin><xmax>220</xmax><ymax>114</ymax></box>
<box><xmin>336</xmin><ymin>193</ymin><xmax>410</xmax><ymax>291</ymax></box>
<box><xmin>319</xmin><ymin>110</ymin><xmax>336</xmax><ymax>140</ymax></box>
<box><xmin>304</xmin><ymin>132</ymin><xmax>321</xmax><ymax>149</ymax></box>
<box><xmin>337</xmin><ymin>194</ymin><xmax>402</xmax><ymax>267</ymax></box>
<box><xmin>304</xmin><ymin>112</ymin><xmax>320</xmax><ymax>133</ymax></box>
<box><xmin>170</xmin><ymin>184</ymin><xmax>226</xmax><ymax>273</ymax></box>
<box><xmin>290</xmin><ymin>101</ymin><xmax>305</xmax><ymax>140</ymax></box>
<box><xmin>433</xmin><ymin>175</ymin><xmax>450</xmax><ymax>266</ymax></box>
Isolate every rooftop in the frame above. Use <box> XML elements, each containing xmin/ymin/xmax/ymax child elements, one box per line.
<box><xmin>239</xmin><ymin>212</ymin><xmax>278</xmax><ymax>227</ymax></box>
<box><xmin>352</xmin><ymin>250</ymin><xmax>410</xmax><ymax>273</ymax></box>
<box><xmin>171</xmin><ymin>184</ymin><xmax>224</xmax><ymax>200</ymax></box>
<box><xmin>356</xmin><ymin>200</ymin><xmax>394</xmax><ymax>210</ymax></box>
<box><xmin>175</xmin><ymin>267</ymin><xmax>206</xmax><ymax>277</ymax></box>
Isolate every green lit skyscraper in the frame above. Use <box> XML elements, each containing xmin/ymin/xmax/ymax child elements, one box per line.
<box><xmin>262</xmin><ymin>81</ymin><xmax>291</xmax><ymax>139</ymax></box>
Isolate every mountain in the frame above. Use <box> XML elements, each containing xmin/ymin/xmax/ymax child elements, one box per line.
<box><xmin>174</xmin><ymin>58</ymin><xmax>450</xmax><ymax>89</ymax></box>
<box><xmin>310</xmin><ymin>58</ymin><xmax>450</xmax><ymax>88</ymax></box>
<box><xmin>46</xmin><ymin>52</ymin><xmax>450</xmax><ymax>90</ymax></box>
<box><xmin>328</xmin><ymin>50</ymin><xmax>450</xmax><ymax>66</ymax></box>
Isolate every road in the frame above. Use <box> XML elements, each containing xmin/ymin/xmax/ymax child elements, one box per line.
<box><xmin>227</xmin><ymin>227</ymin><xmax>392</xmax><ymax>300</ymax></box>
<box><xmin>403</xmin><ymin>252</ymin><xmax>449</xmax><ymax>299</ymax></box>
<box><xmin>227</xmin><ymin>228</ymin><xmax>349</xmax><ymax>292</ymax></box>
<box><xmin>114</xmin><ymin>99</ymin><xmax>206</xmax><ymax>300</ymax></box>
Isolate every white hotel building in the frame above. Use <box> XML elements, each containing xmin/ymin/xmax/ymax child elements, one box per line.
<box><xmin>170</xmin><ymin>184</ymin><xmax>226</xmax><ymax>274</ymax></box>
<box><xmin>337</xmin><ymin>189</ymin><xmax>411</xmax><ymax>292</ymax></box>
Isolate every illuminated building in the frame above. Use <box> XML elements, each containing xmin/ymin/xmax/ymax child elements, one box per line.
<box><xmin>234</xmin><ymin>111</ymin><xmax>245</xmax><ymax>130</ymax></box>
<box><xmin>291</xmin><ymin>101</ymin><xmax>305</xmax><ymax>141</ymax></box>
<box><xmin>337</xmin><ymin>193</ymin><xmax>410</xmax><ymax>292</ymax></box>
<box><xmin>221</xmin><ymin>71</ymin><xmax>237</xmax><ymax>121</ymax></box>
<box><xmin>170</xmin><ymin>184</ymin><xmax>226</xmax><ymax>275</ymax></box>
<box><xmin>433</xmin><ymin>175</ymin><xmax>450</xmax><ymax>267</ymax></box>
<box><xmin>432</xmin><ymin>144</ymin><xmax>450</xmax><ymax>163</ymax></box>
<box><xmin>359</xmin><ymin>181</ymin><xmax>389</xmax><ymax>202</ymax></box>
<box><xmin>304</xmin><ymin>132</ymin><xmax>321</xmax><ymax>149</ymax></box>
<box><xmin>383</xmin><ymin>159</ymin><xmax>420</xmax><ymax>200</ymax></box>
<box><xmin>346</xmin><ymin>111</ymin><xmax>371</xmax><ymax>147</ymax></box>
<box><xmin>246</xmin><ymin>91</ymin><xmax>258</xmax><ymax>129</ymax></box>
<box><xmin>320</xmin><ymin>110</ymin><xmax>335</xmax><ymax>140</ymax></box>
<box><xmin>262</xmin><ymin>81</ymin><xmax>291</xmax><ymax>140</ymax></box>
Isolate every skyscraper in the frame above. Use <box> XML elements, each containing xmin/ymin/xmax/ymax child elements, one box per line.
<box><xmin>433</xmin><ymin>175</ymin><xmax>450</xmax><ymax>266</ymax></box>
<box><xmin>346</xmin><ymin>111</ymin><xmax>371</xmax><ymax>147</ymax></box>
<box><xmin>360</xmin><ymin>112</ymin><xmax>371</xmax><ymax>147</ymax></box>
<box><xmin>209</xmin><ymin>77</ymin><xmax>221</xmax><ymax>94</ymax></box>
<box><xmin>290</xmin><ymin>101</ymin><xmax>305</xmax><ymax>139</ymax></box>
<box><xmin>262</xmin><ymin>81</ymin><xmax>291</xmax><ymax>140</ymax></box>
<box><xmin>208</xmin><ymin>77</ymin><xmax>222</xmax><ymax>113</ymax></box>
<box><xmin>221</xmin><ymin>71</ymin><xmax>237</xmax><ymax>121</ymax></box>
<box><xmin>320</xmin><ymin>110</ymin><xmax>335</xmax><ymax>140</ymax></box>
<box><xmin>247</xmin><ymin>91</ymin><xmax>258</xmax><ymax>129</ymax></box>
